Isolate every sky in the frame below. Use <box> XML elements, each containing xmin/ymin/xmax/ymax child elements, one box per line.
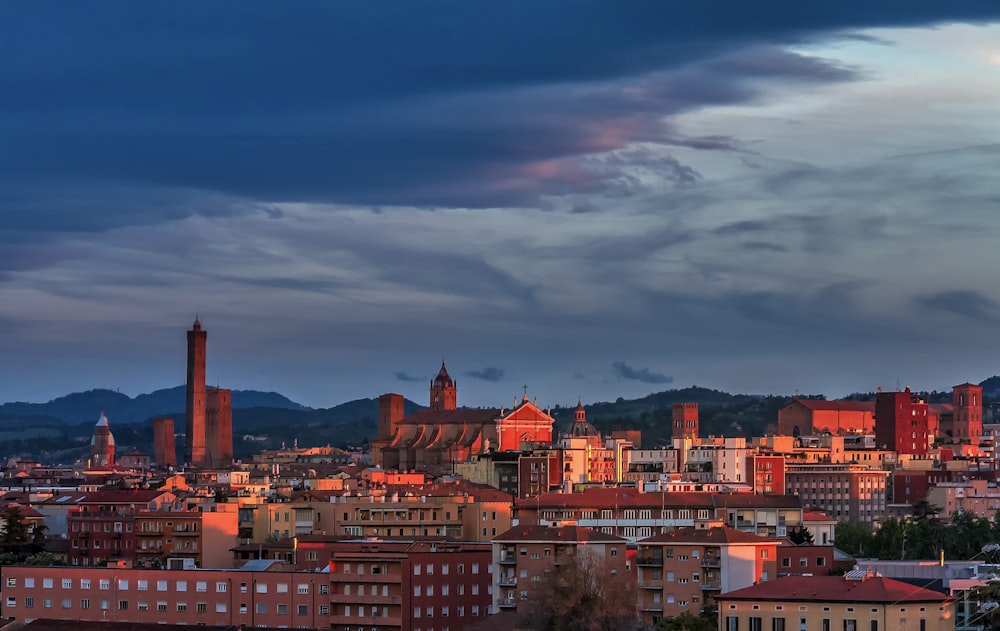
<box><xmin>2</xmin><ymin>2</ymin><xmax>1000</xmax><ymax>410</ymax></box>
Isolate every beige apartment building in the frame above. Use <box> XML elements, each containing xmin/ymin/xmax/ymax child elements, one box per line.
<box><xmin>717</xmin><ymin>572</ymin><xmax>954</xmax><ymax>631</ymax></box>
<box><xmin>635</xmin><ymin>525</ymin><xmax>779</xmax><ymax>626</ymax></box>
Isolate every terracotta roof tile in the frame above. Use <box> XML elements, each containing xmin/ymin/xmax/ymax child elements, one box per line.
<box><xmin>494</xmin><ymin>524</ymin><xmax>626</xmax><ymax>543</ymax></box>
<box><xmin>791</xmin><ymin>398</ymin><xmax>875</xmax><ymax>412</ymax></box>
<box><xmin>718</xmin><ymin>575</ymin><xmax>952</xmax><ymax>603</ymax></box>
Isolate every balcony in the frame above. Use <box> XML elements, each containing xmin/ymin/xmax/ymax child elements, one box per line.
<box><xmin>702</xmin><ymin>581</ymin><xmax>721</xmax><ymax>590</ymax></box>
<box><xmin>641</xmin><ymin>604</ymin><xmax>664</xmax><ymax>613</ymax></box>
<box><xmin>636</xmin><ymin>555</ymin><xmax>663</xmax><ymax>567</ymax></box>
<box><xmin>498</xmin><ymin>555</ymin><xmax>517</xmax><ymax>565</ymax></box>
<box><xmin>498</xmin><ymin>576</ymin><xmax>517</xmax><ymax>587</ymax></box>
<box><xmin>700</xmin><ymin>556</ymin><xmax>720</xmax><ymax>568</ymax></box>
<box><xmin>498</xmin><ymin>598</ymin><xmax>518</xmax><ymax>609</ymax></box>
<box><xmin>639</xmin><ymin>580</ymin><xmax>663</xmax><ymax>590</ymax></box>
<box><xmin>330</xmin><ymin>593</ymin><xmax>401</xmax><ymax>605</ymax></box>
<box><xmin>329</xmin><ymin>614</ymin><xmax>402</xmax><ymax>627</ymax></box>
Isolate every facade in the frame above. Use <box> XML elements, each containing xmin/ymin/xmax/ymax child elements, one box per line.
<box><xmin>492</xmin><ymin>524</ymin><xmax>628</xmax><ymax>614</ymax></box>
<box><xmin>374</xmin><ymin>361</ymin><xmax>554</xmax><ymax>472</ymax></box>
<box><xmin>672</xmin><ymin>403</ymin><xmax>699</xmax><ymax>439</ymax></box>
<box><xmin>135</xmin><ymin>505</ymin><xmax>240</xmax><ymax>568</ymax></box>
<box><xmin>778</xmin><ymin>399</ymin><xmax>875</xmax><ymax>437</ymax></box>
<box><xmin>67</xmin><ymin>490</ymin><xmax>178</xmax><ymax>567</ymax></box>
<box><xmin>90</xmin><ymin>412</ymin><xmax>116</xmax><ymax>468</ymax></box>
<box><xmin>716</xmin><ymin>572</ymin><xmax>955</xmax><ymax>631</ymax></box>
<box><xmin>153</xmin><ymin>417</ymin><xmax>177</xmax><ymax>468</ymax></box>
<box><xmin>951</xmin><ymin>383</ymin><xmax>983</xmax><ymax>444</ymax></box>
<box><xmin>785</xmin><ymin>463</ymin><xmax>889</xmax><ymax>526</ymax></box>
<box><xmin>328</xmin><ymin>539</ymin><xmax>493</xmax><ymax>631</ymax></box>
<box><xmin>875</xmin><ymin>388</ymin><xmax>930</xmax><ymax>455</ymax></box>
<box><xmin>746</xmin><ymin>455</ymin><xmax>786</xmax><ymax>495</ymax></box>
<box><xmin>0</xmin><ymin>564</ymin><xmax>327</xmax><ymax>629</ymax></box>
<box><xmin>636</xmin><ymin>526</ymin><xmax>780</xmax><ymax>624</ymax></box>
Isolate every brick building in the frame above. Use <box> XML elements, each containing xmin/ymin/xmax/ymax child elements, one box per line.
<box><xmin>492</xmin><ymin>524</ymin><xmax>628</xmax><ymax>614</ymax></box>
<box><xmin>672</xmin><ymin>403</ymin><xmax>699</xmax><ymax>439</ymax></box>
<box><xmin>68</xmin><ymin>490</ymin><xmax>178</xmax><ymax>567</ymax></box>
<box><xmin>153</xmin><ymin>417</ymin><xmax>177</xmax><ymax>468</ymax></box>
<box><xmin>785</xmin><ymin>463</ymin><xmax>889</xmax><ymax>526</ymax></box>
<box><xmin>875</xmin><ymin>387</ymin><xmax>930</xmax><ymax>455</ymax></box>
<box><xmin>778</xmin><ymin>399</ymin><xmax>875</xmax><ymax>437</ymax></box>
<box><xmin>328</xmin><ymin>539</ymin><xmax>493</xmax><ymax>631</ymax></box>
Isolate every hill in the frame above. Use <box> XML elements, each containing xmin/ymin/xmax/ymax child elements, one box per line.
<box><xmin>0</xmin><ymin>386</ymin><xmax>306</xmax><ymax>425</ymax></box>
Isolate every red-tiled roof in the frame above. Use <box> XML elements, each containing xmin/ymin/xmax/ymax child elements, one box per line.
<box><xmin>78</xmin><ymin>490</ymin><xmax>172</xmax><ymax>504</ymax></box>
<box><xmin>803</xmin><ymin>510</ymin><xmax>835</xmax><ymax>522</ymax></box>
<box><xmin>718</xmin><ymin>575</ymin><xmax>952</xmax><ymax>604</ymax></box>
<box><xmin>494</xmin><ymin>524</ymin><xmax>626</xmax><ymax>543</ymax></box>
<box><xmin>518</xmin><ymin>488</ymin><xmax>716</xmax><ymax>509</ymax></box>
<box><xmin>712</xmin><ymin>494</ymin><xmax>802</xmax><ymax>509</ymax></box>
<box><xmin>790</xmin><ymin>398</ymin><xmax>875</xmax><ymax>412</ymax></box>
<box><xmin>399</xmin><ymin>408</ymin><xmax>501</xmax><ymax>425</ymax></box>
<box><xmin>639</xmin><ymin>526</ymin><xmax>779</xmax><ymax>545</ymax></box>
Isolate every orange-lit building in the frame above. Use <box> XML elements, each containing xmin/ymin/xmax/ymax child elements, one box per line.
<box><xmin>778</xmin><ymin>399</ymin><xmax>875</xmax><ymax>436</ymax></box>
<box><xmin>875</xmin><ymin>387</ymin><xmax>929</xmax><ymax>455</ymax></box>
<box><xmin>672</xmin><ymin>403</ymin><xmax>699</xmax><ymax>439</ymax></box>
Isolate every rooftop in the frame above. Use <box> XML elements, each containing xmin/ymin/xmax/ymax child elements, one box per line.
<box><xmin>718</xmin><ymin>574</ymin><xmax>953</xmax><ymax>604</ymax></box>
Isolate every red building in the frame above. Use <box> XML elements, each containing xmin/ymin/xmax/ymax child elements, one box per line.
<box><xmin>153</xmin><ymin>417</ymin><xmax>177</xmax><ymax>468</ymax></box>
<box><xmin>777</xmin><ymin>541</ymin><xmax>836</xmax><ymax>576</ymax></box>
<box><xmin>68</xmin><ymin>490</ymin><xmax>178</xmax><ymax>567</ymax></box>
<box><xmin>952</xmin><ymin>382</ymin><xmax>983</xmax><ymax>444</ymax></box>
<box><xmin>327</xmin><ymin>539</ymin><xmax>493</xmax><ymax>631</ymax></box>
<box><xmin>875</xmin><ymin>387</ymin><xmax>929</xmax><ymax>455</ymax></box>
<box><xmin>90</xmin><ymin>412</ymin><xmax>116</xmax><ymax>468</ymax></box>
<box><xmin>777</xmin><ymin>399</ymin><xmax>875</xmax><ymax>436</ymax></box>
<box><xmin>185</xmin><ymin>318</ymin><xmax>208</xmax><ymax>467</ymax></box>
<box><xmin>745</xmin><ymin>455</ymin><xmax>785</xmax><ymax>495</ymax></box>
<box><xmin>672</xmin><ymin>403</ymin><xmax>699</xmax><ymax>439</ymax></box>
<box><xmin>205</xmin><ymin>386</ymin><xmax>233</xmax><ymax>468</ymax></box>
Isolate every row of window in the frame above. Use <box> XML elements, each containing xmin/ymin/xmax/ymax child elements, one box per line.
<box><xmin>412</xmin><ymin>605</ymin><xmax>480</xmax><ymax>618</ymax></box>
<box><xmin>5</xmin><ymin>596</ymin><xmax>323</xmax><ymax>616</ymax></box>
<box><xmin>726</xmin><ymin>616</ymin><xmax>928</xmax><ymax>631</ymax></box>
<box><xmin>13</xmin><ymin>577</ymin><xmax>315</xmax><ymax>595</ymax></box>
<box><xmin>411</xmin><ymin>583</ymin><xmax>479</xmax><ymax>596</ymax></box>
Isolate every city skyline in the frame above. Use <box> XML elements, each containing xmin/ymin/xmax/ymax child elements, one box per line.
<box><xmin>2</xmin><ymin>4</ymin><xmax>1000</xmax><ymax>409</ymax></box>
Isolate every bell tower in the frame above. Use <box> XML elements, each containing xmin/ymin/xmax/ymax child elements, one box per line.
<box><xmin>429</xmin><ymin>360</ymin><xmax>457</xmax><ymax>411</ymax></box>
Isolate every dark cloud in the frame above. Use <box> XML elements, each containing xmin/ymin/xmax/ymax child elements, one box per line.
<box><xmin>916</xmin><ymin>291</ymin><xmax>1000</xmax><ymax>323</ymax></box>
<box><xmin>3</xmin><ymin>2</ymin><xmax>997</xmax><ymax>219</ymax></box>
<box><xmin>394</xmin><ymin>372</ymin><xmax>426</xmax><ymax>383</ymax></box>
<box><xmin>611</xmin><ymin>362</ymin><xmax>674</xmax><ymax>385</ymax></box>
<box><xmin>465</xmin><ymin>367</ymin><xmax>505</xmax><ymax>382</ymax></box>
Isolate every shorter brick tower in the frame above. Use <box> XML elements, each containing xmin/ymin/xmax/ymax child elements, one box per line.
<box><xmin>90</xmin><ymin>412</ymin><xmax>116</xmax><ymax>468</ymax></box>
<box><xmin>672</xmin><ymin>403</ymin><xmax>699</xmax><ymax>439</ymax></box>
<box><xmin>205</xmin><ymin>387</ymin><xmax>233</xmax><ymax>468</ymax></box>
<box><xmin>374</xmin><ymin>393</ymin><xmax>406</xmax><ymax>469</ymax></box>
<box><xmin>153</xmin><ymin>417</ymin><xmax>177</xmax><ymax>467</ymax></box>
<box><xmin>952</xmin><ymin>383</ymin><xmax>983</xmax><ymax>444</ymax></box>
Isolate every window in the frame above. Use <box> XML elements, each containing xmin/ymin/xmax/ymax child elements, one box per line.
<box><xmin>414</xmin><ymin>607</ymin><xmax>422</xmax><ymax>618</ymax></box>
<box><xmin>62</xmin><ymin>579</ymin><xmax>72</xmax><ymax>589</ymax></box>
<box><xmin>196</xmin><ymin>581</ymin><xmax>207</xmax><ymax>592</ymax></box>
<box><xmin>217</xmin><ymin>582</ymin><xmax>227</xmax><ymax>592</ymax></box>
<box><xmin>256</xmin><ymin>603</ymin><xmax>267</xmax><ymax>614</ymax></box>
<box><xmin>99</xmin><ymin>599</ymin><xmax>109</xmax><ymax>610</ymax></box>
<box><xmin>119</xmin><ymin>600</ymin><xmax>128</xmax><ymax>611</ymax></box>
<box><xmin>81</xmin><ymin>599</ymin><xmax>90</xmax><ymax>609</ymax></box>
<box><xmin>177</xmin><ymin>602</ymin><xmax>188</xmax><ymax>612</ymax></box>
<box><xmin>775</xmin><ymin>618</ymin><xmax>786</xmax><ymax>631</ymax></box>
<box><xmin>157</xmin><ymin>602</ymin><xmax>168</xmax><ymax>612</ymax></box>
<box><xmin>157</xmin><ymin>580</ymin><xmax>168</xmax><ymax>591</ymax></box>
<box><xmin>256</xmin><ymin>583</ymin><xmax>267</xmax><ymax>594</ymax></box>
<box><xmin>750</xmin><ymin>617</ymin><xmax>763</xmax><ymax>631</ymax></box>
<box><xmin>871</xmin><ymin>622</ymin><xmax>878</xmax><ymax>631</ymax></box>
<box><xmin>298</xmin><ymin>604</ymin><xmax>309</xmax><ymax>616</ymax></box>
<box><xmin>277</xmin><ymin>583</ymin><xmax>289</xmax><ymax>594</ymax></box>
<box><xmin>844</xmin><ymin>621</ymin><xmax>857</xmax><ymax>631</ymax></box>
<box><xmin>414</xmin><ymin>585</ymin><xmax>421</xmax><ymax>597</ymax></box>
<box><xmin>217</xmin><ymin>603</ymin><xmax>227</xmax><ymax>613</ymax></box>
<box><xmin>319</xmin><ymin>605</ymin><xmax>329</xmax><ymax>616</ymax></box>
<box><xmin>138</xmin><ymin>580</ymin><xmax>148</xmax><ymax>591</ymax></box>
<box><xmin>782</xmin><ymin>558</ymin><xmax>791</xmax><ymax>568</ymax></box>
<box><xmin>727</xmin><ymin>617</ymin><xmax>740</xmax><ymax>631</ymax></box>
<box><xmin>43</xmin><ymin>578</ymin><xmax>54</xmax><ymax>589</ymax></box>
<box><xmin>138</xmin><ymin>601</ymin><xmax>148</xmax><ymax>611</ymax></box>
<box><xmin>177</xmin><ymin>581</ymin><xmax>188</xmax><ymax>592</ymax></box>
<box><xmin>99</xmin><ymin>579</ymin><xmax>111</xmax><ymax>590</ymax></box>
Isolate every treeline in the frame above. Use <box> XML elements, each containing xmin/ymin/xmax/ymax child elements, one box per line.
<box><xmin>835</xmin><ymin>503</ymin><xmax>999</xmax><ymax>562</ymax></box>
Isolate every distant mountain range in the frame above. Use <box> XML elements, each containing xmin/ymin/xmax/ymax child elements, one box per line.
<box><xmin>0</xmin><ymin>386</ymin><xmax>307</xmax><ymax>425</ymax></box>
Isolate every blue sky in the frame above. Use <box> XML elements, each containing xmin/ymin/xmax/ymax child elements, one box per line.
<box><xmin>2</xmin><ymin>3</ymin><xmax>999</xmax><ymax>409</ymax></box>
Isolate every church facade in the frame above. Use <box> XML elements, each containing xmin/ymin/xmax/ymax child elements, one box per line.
<box><xmin>373</xmin><ymin>362</ymin><xmax>554</xmax><ymax>473</ymax></box>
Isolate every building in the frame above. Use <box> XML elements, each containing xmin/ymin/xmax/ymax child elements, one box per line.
<box><xmin>153</xmin><ymin>417</ymin><xmax>177</xmax><ymax>468</ymax></box>
<box><xmin>0</xmin><ymin>563</ymin><xmax>327</xmax><ymax>628</ymax></box>
<box><xmin>951</xmin><ymin>383</ymin><xmax>983</xmax><ymax>444</ymax></box>
<box><xmin>716</xmin><ymin>571</ymin><xmax>955</xmax><ymax>631</ymax></box>
<box><xmin>746</xmin><ymin>455</ymin><xmax>786</xmax><ymax>495</ymax></box>
<box><xmin>90</xmin><ymin>412</ymin><xmax>115</xmax><ymax>468</ymax></box>
<box><xmin>492</xmin><ymin>524</ymin><xmax>628</xmax><ymax>614</ymax></box>
<box><xmin>206</xmin><ymin>387</ymin><xmax>233</xmax><ymax>468</ymax></box>
<box><xmin>673</xmin><ymin>403</ymin><xmax>699</xmax><ymax>439</ymax></box>
<box><xmin>374</xmin><ymin>361</ymin><xmax>554</xmax><ymax>473</ymax></box>
<box><xmin>778</xmin><ymin>399</ymin><xmax>875</xmax><ymax>437</ymax></box>
<box><xmin>875</xmin><ymin>387</ymin><xmax>930</xmax><ymax>456</ymax></box>
<box><xmin>135</xmin><ymin>505</ymin><xmax>240</xmax><ymax>569</ymax></box>
<box><xmin>67</xmin><ymin>490</ymin><xmax>178</xmax><ymax>567</ymax></box>
<box><xmin>785</xmin><ymin>463</ymin><xmax>889</xmax><ymax>526</ymax></box>
<box><xmin>635</xmin><ymin>525</ymin><xmax>780</xmax><ymax>624</ymax></box>
<box><xmin>328</xmin><ymin>538</ymin><xmax>493</xmax><ymax>631</ymax></box>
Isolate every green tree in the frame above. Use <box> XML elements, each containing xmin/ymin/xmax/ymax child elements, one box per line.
<box><xmin>788</xmin><ymin>527</ymin><xmax>815</xmax><ymax>545</ymax></box>
<box><xmin>521</xmin><ymin>554</ymin><xmax>639</xmax><ymax>631</ymax></box>
<box><xmin>29</xmin><ymin>523</ymin><xmax>48</xmax><ymax>555</ymax></box>
<box><xmin>658</xmin><ymin>612</ymin><xmax>716</xmax><ymax>631</ymax></box>
<box><xmin>834</xmin><ymin>520</ymin><xmax>873</xmax><ymax>557</ymax></box>
<box><xmin>1</xmin><ymin>506</ymin><xmax>30</xmax><ymax>557</ymax></box>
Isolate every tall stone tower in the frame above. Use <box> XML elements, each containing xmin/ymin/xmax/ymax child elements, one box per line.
<box><xmin>153</xmin><ymin>417</ymin><xmax>176</xmax><ymax>468</ymax></box>
<box><xmin>672</xmin><ymin>403</ymin><xmax>699</xmax><ymax>439</ymax></box>
<box><xmin>90</xmin><ymin>412</ymin><xmax>116</xmax><ymax>468</ymax></box>
<box><xmin>185</xmin><ymin>318</ymin><xmax>208</xmax><ymax>467</ymax></box>
<box><xmin>429</xmin><ymin>360</ymin><xmax>457</xmax><ymax>411</ymax></box>
<box><xmin>952</xmin><ymin>382</ymin><xmax>983</xmax><ymax>444</ymax></box>
<box><xmin>206</xmin><ymin>387</ymin><xmax>233</xmax><ymax>467</ymax></box>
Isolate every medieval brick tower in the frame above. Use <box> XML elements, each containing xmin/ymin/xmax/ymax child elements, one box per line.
<box><xmin>206</xmin><ymin>387</ymin><xmax>233</xmax><ymax>467</ymax></box>
<box><xmin>672</xmin><ymin>402</ymin><xmax>699</xmax><ymax>439</ymax></box>
<box><xmin>185</xmin><ymin>318</ymin><xmax>208</xmax><ymax>467</ymax></box>
<box><xmin>90</xmin><ymin>412</ymin><xmax>116</xmax><ymax>468</ymax></box>
<box><xmin>429</xmin><ymin>360</ymin><xmax>457</xmax><ymax>411</ymax></box>
<box><xmin>952</xmin><ymin>382</ymin><xmax>983</xmax><ymax>444</ymax></box>
<box><xmin>153</xmin><ymin>417</ymin><xmax>177</xmax><ymax>468</ymax></box>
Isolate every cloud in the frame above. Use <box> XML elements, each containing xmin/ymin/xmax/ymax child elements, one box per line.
<box><xmin>916</xmin><ymin>290</ymin><xmax>1000</xmax><ymax>323</ymax></box>
<box><xmin>465</xmin><ymin>367</ymin><xmax>505</xmax><ymax>382</ymax></box>
<box><xmin>611</xmin><ymin>362</ymin><xmax>674</xmax><ymax>385</ymax></box>
<box><xmin>393</xmin><ymin>371</ymin><xmax>426</xmax><ymax>383</ymax></box>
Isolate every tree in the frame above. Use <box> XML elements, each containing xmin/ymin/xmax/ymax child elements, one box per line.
<box><xmin>28</xmin><ymin>522</ymin><xmax>47</xmax><ymax>555</ymax></box>
<box><xmin>658</xmin><ymin>612</ymin><xmax>716</xmax><ymax>631</ymax></box>
<box><xmin>520</xmin><ymin>554</ymin><xmax>639</xmax><ymax>631</ymax></box>
<box><xmin>834</xmin><ymin>520</ymin><xmax>873</xmax><ymax>557</ymax></box>
<box><xmin>1</xmin><ymin>506</ymin><xmax>30</xmax><ymax>556</ymax></box>
<box><xmin>788</xmin><ymin>527</ymin><xmax>814</xmax><ymax>545</ymax></box>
